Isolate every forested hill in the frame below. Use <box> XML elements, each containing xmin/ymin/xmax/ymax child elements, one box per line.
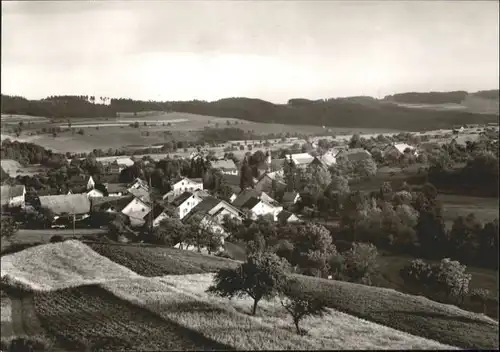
<box><xmin>384</xmin><ymin>89</ymin><xmax>499</xmax><ymax>104</ymax></box>
<box><xmin>1</xmin><ymin>92</ymin><xmax>498</xmax><ymax>131</ymax></box>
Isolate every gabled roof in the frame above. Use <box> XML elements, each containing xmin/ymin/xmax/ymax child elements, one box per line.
<box><xmin>143</xmin><ymin>204</ymin><xmax>167</xmax><ymax>221</ymax></box>
<box><xmin>171</xmin><ymin>191</ymin><xmax>194</xmax><ymax>207</ymax></box>
<box><xmin>129</xmin><ymin>187</ymin><xmax>150</xmax><ymax>203</ymax></box>
<box><xmin>392</xmin><ymin>143</ymin><xmax>416</xmax><ymax>154</ymax></box>
<box><xmin>0</xmin><ymin>185</ymin><xmax>25</xmax><ymax>205</ymax></box>
<box><xmin>260</xmin><ymin>192</ymin><xmax>280</xmax><ymax>207</ymax></box>
<box><xmin>183</xmin><ymin>197</ymin><xmax>222</xmax><ymax>221</ymax></box>
<box><xmin>91</xmin><ymin>195</ymin><xmax>134</xmax><ymax>212</ymax></box>
<box><xmin>231</xmin><ymin>189</ymin><xmax>261</xmax><ymax>208</ymax></box>
<box><xmin>277</xmin><ymin>210</ymin><xmax>298</xmax><ymax>222</ymax></box>
<box><xmin>241</xmin><ymin>196</ymin><xmax>262</xmax><ymax>210</ymax></box>
<box><xmin>172</xmin><ymin>177</ymin><xmax>203</xmax><ymax>186</ymax></box>
<box><xmin>316</xmin><ymin>153</ymin><xmax>336</xmax><ymax>167</ymax></box>
<box><xmin>211</xmin><ymin>159</ymin><xmax>237</xmax><ymax>170</ymax></box>
<box><xmin>285</xmin><ymin>153</ymin><xmax>315</xmax><ymax>165</ymax></box>
<box><xmin>39</xmin><ymin>194</ymin><xmax>91</xmax><ymax>215</ymax></box>
<box><xmin>114</xmin><ymin>157</ymin><xmax>134</xmax><ymax>167</ymax></box>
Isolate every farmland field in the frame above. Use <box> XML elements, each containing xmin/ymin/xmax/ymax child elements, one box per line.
<box><xmin>87</xmin><ymin>242</ymin><xmax>238</xmax><ymax>276</ymax></box>
<box><xmin>437</xmin><ymin>194</ymin><xmax>499</xmax><ymax>226</ymax></box>
<box><xmin>87</xmin><ymin>242</ymin><xmax>498</xmax><ymax>349</ymax></box>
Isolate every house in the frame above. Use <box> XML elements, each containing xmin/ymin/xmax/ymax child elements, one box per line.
<box><xmin>104</xmin><ymin>183</ymin><xmax>128</xmax><ymax>197</ymax></box>
<box><xmin>128</xmin><ymin>178</ymin><xmax>149</xmax><ymax>192</ymax></box>
<box><xmin>162</xmin><ymin>177</ymin><xmax>203</xmax><ymax>201</ymax></box>
<box><xmin>383</xmin><ymin>143</ymin><xmax>419</xmax><ymax>157</ymax></box>
<box><xmin>0</xmin><ymin>185</ymin><xmax>26</xmax><ymax>208</ymax></box>
<box><xmin>143</xmin><ymin>204</ymin><xmax>170</xmax><ymax>228</ymax></box>
<box><xmin>91</xmin><ymin>195</ymin><xmax>135</xmax><ymax>213</ymax></box>
<box><xmin>128</xmin><ymin>187</ymin><xmax>151</xmax><ymax>204</ymax></box>
<box><xmin>310</xmin><ymin>152</ymin><xmax>337</xmax><ymax>168</ymax></box>
<box><xmin>240</xmin><ymin>196</ymin><xmax>283</xmax><ymax>221</ymax></box>
<box><xmin>121</xmin><ymin>197</ymin><xmax>152</xmax><ymax>227</ymax></box>
<box><xmin>254</xmin><ymin>172</ymin><xmax>287</xmax><ymax>193</ymax></box>
<box><xmin>170</xmin><ymin>191</ymin><xmax>203</xmax><ymax>220</ymax></box>
<box><xmin>285</xmin><ymin>153</ymin><xmax>315</xmax><ymax>168</ymax></box>
<box><xmin>211</xmin><ymin>159</ymin><xmax>238</xmax><ymax>175</ymax></box>
<box><xmin>231</xmin><ymin>189</ymin><xmax>262</xmax><ymax>208</ymax></box>
<box><xmin>281</xmin><ymin>191</ymin><xmax>300</xmax><ymax>206</ymax></box>
<box><xmin>277</xmin><ymin>210</ymin><xmax>300</xmax><ymax>224</ymax></box>
<box><xmin>86</xmin><ymin>176</ymin><xmax>95</xmax><ymax>191</ymax></box>
<box><xmin>86</xmin><ymin>188</ymin><xmax>104</xmax><ymax>198</ymax></box>
<box><xmin>38</xmin><ymin>194</ymin><xmax>91</xmax><ymax>220</ymax></box>
<box><xmin>337</xmin><ymin>148</ymin><xmax>372</xmax><ymax>162</ymax></box>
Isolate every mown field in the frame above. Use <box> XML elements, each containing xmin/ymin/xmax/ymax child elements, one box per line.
<box><xmin>1</xmin><ymin>240</ymin><xmax>466</xmax><ymax>350</ymax></box>
<box><xmin>86</xmin><ymin>242</ymin><xmax>498</xmax><ymax>349</ymax></box>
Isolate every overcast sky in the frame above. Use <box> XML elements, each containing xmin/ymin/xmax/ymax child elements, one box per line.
<box><xmin>2</xmin><ymin>1</ymin><xmax>499</xmax><ymax>103</ymax></box>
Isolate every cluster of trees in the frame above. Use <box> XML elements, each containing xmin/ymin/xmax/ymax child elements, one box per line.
<box><xmin>1</xmin><ymin>139</ymin><xmax>67</xmax><ymax>168</ymax></box>
<box><xmin>147</xmin><ymin>215</ymin><xmax>224</xmax><ymax>254</ymax></box>
<box><xmin>3</xmin><ymin>94</ymin><xmax>497</xmax><ymax>130</ymax></box>
<box><xmin>400</xmin><ymin>258</ymin><xmax>482</xmax><ymax>307</ymax></box>
<box><xmin>385</xmin><ymin>91</ymin><xmax>469</xmax><ymax>104</ymax></box>
<box><xmin>428</xmin><ymin>152</ymin><xmax>499</xmax><ymax>197</ymax></box>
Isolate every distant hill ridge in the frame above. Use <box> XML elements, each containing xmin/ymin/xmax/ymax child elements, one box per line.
<box><xmin>1</xmin><ymin>90</ymin><xmax>498</xmax><ymax>131</ymax></box>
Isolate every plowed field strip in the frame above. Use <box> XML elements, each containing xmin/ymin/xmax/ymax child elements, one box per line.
<box><xmin>33</xmin><ymin>285</ymin><xmax>230</xmax><ymax>351</ymax></box>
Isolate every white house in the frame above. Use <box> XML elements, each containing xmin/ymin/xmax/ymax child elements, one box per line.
<box><xmin>285</xmin><ymin>153</ymin><xmax>315</xmax><ymax>168</ymax></box>
<box><xmin>171</xmin><ymin>191</ymin><xmax>203</xmax><ymax>220</ymax></box>
<box><xmin>211</xmin><ymin>159</ymin><xmax>238</xmax><ymax>175</ymax></box>
<box><xmin>121</xmin><ymin>197</ymin><xmax>152</xmax><ymax>227</ymax></box>
<box><xmin>0</xmin><ymin>185</ymin><xmax>26</xmax><ymax>208</ymax></box>
<box><xmin>86</xmin><ymin>188</ymin><xmax>104</xmax><ymax>198</ymax></box>
<box><xmin>240</xmin><ymin>197</ymin><xmax>283</xmax><ymax>221</ymax></box>
<box><xmin>163</xmin><ymin>177</ymin><xmax>203</xmax><ymax>201</ymax></box>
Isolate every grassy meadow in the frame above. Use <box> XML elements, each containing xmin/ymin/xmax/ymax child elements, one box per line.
<box><xmin>3</xmin><ymin>240</ymin><xmax>496</xmax><ymax>350</ymax></box>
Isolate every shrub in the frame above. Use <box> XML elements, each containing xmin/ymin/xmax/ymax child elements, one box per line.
<box><xmin>207</xmin><ymin>251</ymin><xmax>290</xmax><ymax>315</ymax></box>
<box><xmin>470</xmin><ymin>288</ymin><xmax>491</xmax><ymax>314</ymax></box>
<box><xmin>49</xmin><ymin>235</ymin><xmax>64</xmax><ymax>243</ymax></box>
<box><xmin>431</xmin><ymin>258</ymin><xmax>471</xmax><ymax>304</ymax></box>
<box><xmin>400</xmin><ymin>259</ymin><xmax>433</xmax><ymax>290</ymax></box>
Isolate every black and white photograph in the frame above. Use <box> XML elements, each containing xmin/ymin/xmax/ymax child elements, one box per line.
<box><xmin>0</xmin><ymin>1</ymin><xmax>498</xmax><ymax>351</ymax></box>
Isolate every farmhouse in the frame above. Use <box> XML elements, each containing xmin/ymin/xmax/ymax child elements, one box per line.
<box><xmin>240</xmin><ymin>196</ymin><xmax>283</xmax><ymax>221</ymax></box>
<box><xmin>337</xmin><ymin>148</ymin><xmax>372</xmax><ymax>162</ymax></box>
<box><xmin>211</xmin><ymin>159</ymin><xmax>238</xmax><ymax>175</ymax></box>
<box><xmin>38</xmin><ymin>194</ymin><xmax>91</xmax><ymax>220</ymax></box>
<box><xmin>143</xmin><ymin>204</ymin><xmax>170</xmax><ymax>228</ymax></box>
<box><xmin>285</xmin><ymin>153</ymin><xmax>315</xmax><ymax>168</ymax></box>
<box><xmin>383</xmin><ymin>143</ymin><xmax>419</xmax><ymax>157</ymax></box>
<box><xmin>121</xmin><ymin>196</ymin><xmax>152</xmax><ymax>227</ymax></box>
<box><xmin>163</xmin><ymin>177</ymin><xmax>203</xmax><ymax>201</ymax></box>
<box><xmin>185</xmin><ymin>196</ymin><xmax>243</xmax><ymax>224</ymax></box>
<box><xmin>171</xmin><ymin>191</ymin><xmax>203</xmax><ymax>220</ymax></box>
<box><xmin>231</xmin><ymin>189</ymin><xmax>261</xmax><ymax>208</ymax></box>
<box><xmin>0</xmin><ymin>185</ymin><xmax>26</xmax><ymax>208</ymax></box>
<box><xmin>91</xmin><ymin>195</ymin><xmax>135</xmax><ymax>213</ymax></box>
<box><xmin>104</xmin><ymin>183</ymin><xmax>128</xmax><ymax>197</ymax></box>
<box><xmin>254</xmin><ymin>172</ymin><xmax>287</xmax><ymax>193</ymax></box>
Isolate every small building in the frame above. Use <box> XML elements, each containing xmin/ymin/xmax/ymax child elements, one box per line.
<box><xmin>310</xmin><ymin>152</ymin><xmax>337</xmax><ymax>168</ymax></box>
<box><xmin>170</xmin><ymin>191</ymin><xmax>203</xmax><ymax>220</ymax></box>
<box><xmin>211</xmin><ymin>159</ymin><xmax>239</xmax><ymax>175</ymax></box>
<box><xmin>285</xmin><ymin>153</ymin><xmax>315</xmax><ymax>168</ymax></box>
<box><xmin>86</xmin><ymin>188</ymin><xmax>104</xmax><ymax>199</ymax></box>
<box><xmin>104</xmin><ymin>183</ymin><xmax>128</xmax><ymax>197</ymax></box>
<box><xmin>163</xmin><ymin>177</ymin><xmax>203</xmax><ymax>201</ymax></box>
<box><xmin>240</xmin><ymin>196</ymin><xmax>283</xmax><ymax>221</ymax></box>
<box><xmin>143</xmin><ymin>204</ymin><xmax>170</xmax><ymax>228</ymax></box>
<box><xmin>121</xmin><ymin>197</ymin><xmax>152</xmax><ymax>227</ymax></box>
<box><xmin>0</xmin><ymin>185</ymin><xmax>26</xmax><ymax>209</ymax></box>
<box><xmin>337</xmin><ymin>148</ymin><xmax>372</xmax><ymax>162</ymax></box>
<box><xmin>277</xmin><ymin>210</ymin><xmax>300</xmax><ymax>224</ymax></box>
<box><xmin>383</xmin><ymin>143</ymin><xmax>419</xmax><ymax>157</ymax></box>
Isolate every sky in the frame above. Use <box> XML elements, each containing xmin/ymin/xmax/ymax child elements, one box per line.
<box><xmin>1</xmin><ymin>1</ymin><xmax>499</xmax><ymax>103</ymax></box>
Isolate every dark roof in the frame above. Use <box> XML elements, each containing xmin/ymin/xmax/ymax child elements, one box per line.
<box><xmin>282</xmin><ymin>191</ymin><xmax>298</xmax><ymax>203</ymax></box>
<box><xmin>241</xmin><ymin>196</ymin><xmax>261</xmax><ymax>210</ymax></box>
<box><xmin>92</xmin><ymin>195</ymin><xmax>134</xmax><ymax>212</ymax></box>
<box><xmin>222</xmin><ymin>174</ymin><xmax>240</xmax><ymax>186</ymax></box>
<box><xmin>278</xmin><ymin>210</ymin><xmax>294</xmax><ymax>221</ymax></box>
<box><xmin>105</xmin><ymin>183</ymin><xmax>128</xmax><ymax>194</ymax></box>
<box><xmin>231</xmin><ymin>189</ymin><xmax>261</xmax><ymax>208</ymax></box>
<box><xmin>143</xmin><ymin>204</ymin><xmax>167</xmax><ymax>220</ymax></box>
<box><xmin>183</xmin><ymin>197</ymin><xmax>221</xmax><ymax>221</ymax></box>
<box><xmin>171</xmin><ymin>191</ymin><xmax>193</xmax><ymax>207</ymax></box>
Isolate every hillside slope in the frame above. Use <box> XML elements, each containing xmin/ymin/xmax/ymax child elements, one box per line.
<box><xmin>2</xmin><ymin>93</ymin><xmax>498</xmax><ymax>130</ymax></box>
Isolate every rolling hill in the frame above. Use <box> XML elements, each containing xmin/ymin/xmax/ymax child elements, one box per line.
<box><xmin>2</xmin><ymin>90</ymin><xmax>498</xmax><ymax>131</ymax></box>
<box><xmin>1</xmin><ymin>241</ymin><xmax>497</xmax><ymax>350</ymax></box>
